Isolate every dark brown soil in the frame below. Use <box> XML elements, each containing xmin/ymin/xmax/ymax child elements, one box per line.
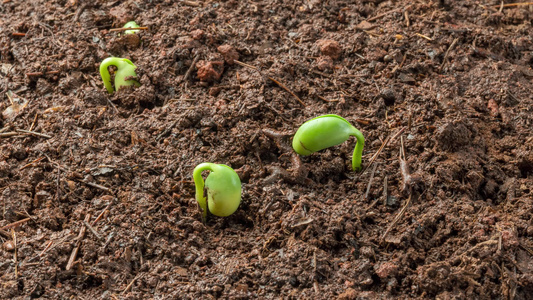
<box><xmin>1</xmin><ymin>1</ymin><xmax>532</xmax><ymax>299</ymax></box>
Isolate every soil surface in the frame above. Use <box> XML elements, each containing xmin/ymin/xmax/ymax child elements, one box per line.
<box><xmin>1</xmin><ymin>0</ymin><xmax>533</xmax><ymax>299</ymax></box>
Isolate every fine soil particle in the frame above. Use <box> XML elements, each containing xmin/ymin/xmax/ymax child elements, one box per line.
<box><xmin>1</xmin><ymin>1</ymin><xmax>533</xmax><ymax>299</ymax></box>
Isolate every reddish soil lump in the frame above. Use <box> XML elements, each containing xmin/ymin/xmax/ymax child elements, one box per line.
<box><xmin>217</xmin><ymin>44</ymin><xmax>239</xmax><ymax>65</ymax></box>
<box><xmin>190</xmin><ymin>29</ymin><xmax>205</xmax><ymax>40</ymax></box>
<box><xmin>196</xmin><ymin>60</ymin><xmax>224</xmax><ymax>82</ymax></box>
<box><xmin>374</xmin><ymin>261</ymin><xmax>399</xmax><ymax>279</ymax></box>
<box><xmin>317</xmin><ymin>39</ymin><xmax>342</xmax><ymax>60</ymax></box>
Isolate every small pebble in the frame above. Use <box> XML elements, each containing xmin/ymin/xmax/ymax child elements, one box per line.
<box><xmin>288</xmin><ymin>32</ymin><xmax>299</xmax><ymax>38</ymax></box>
<box><xmin>3</xmin><ymin>240</ymin><xmax>15</xmax><ymax>252</ymax></box>
<box><xmin>190</xmin><ymin>29</ymin><xmax>205</xmax><ymax>40</ymax></box>
<box><xmin>317</xmin><ymin>39</ymin><xmax>342</xmax><ymax>60</ymax></box>
<box><xmin>217</xmin><ymin>45</ymin><xmax>239</xmax><ymax>65</ymax></box>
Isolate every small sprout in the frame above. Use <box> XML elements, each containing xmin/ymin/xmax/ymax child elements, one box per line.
<box><xmin>99</xmin><ymin>57</ymin><xmax>140</xmax><ymax>93</ymax></box>
<box><xmin>193</xmin><ymin>163</ymin><xmax>242</xmax><ymax>221</ymax></box>
<box><xmin>123</xmin><ymin>21</ymin><xmax>140</xmax><ymax>35</ymax></box>
<box><xmin>292</xmin><ymin>114</ymin><xmax>365</xmax><ymax>171</ymax></box>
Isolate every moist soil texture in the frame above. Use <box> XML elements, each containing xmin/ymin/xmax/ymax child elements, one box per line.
<box><xmin>1</xmin><ymin>0</ymin><xmax>533</xmax><ymax>299</ymax></box>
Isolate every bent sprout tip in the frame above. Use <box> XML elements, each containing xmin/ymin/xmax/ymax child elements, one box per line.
<box><xmin>99</xmin><ymin>57</ymin><xmax>140</xmax><ymax>93</ymax></box>
<box><xmin>193</xmin><ymin>163</ymin><xmax>242</xmax><ymax>221</ymax></box>
<box><xmin>123</xmin><ymin>21</ymin><xmax>140</xmax><ymax>35</ymax></box>
<box><xmin>292</xmin><ymin>114</ymin><xmax>365</xmax><ymax>171</ymax></box>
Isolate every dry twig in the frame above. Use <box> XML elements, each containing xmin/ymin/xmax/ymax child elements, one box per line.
<box><xmin>12</xmin><ymin>229</ymin><xmax>18</xmax><ymax>278</ymax></box>
<box><xmin>83</xmin><ymin>220</ymin><xmax>103</xmax><ymax>241</ymax></box>
<box><xmin>26</xmin><ymin>71</ymin><xmax>60</xmax><ymax>76</ymax></box>
<box><xmin>399</xmin><ymin>136</ymin><xmax>411</xmax><ymax>193</ymax></box>
<box><xmin>181</xmin><ymin>0</ymin><xmax>201</xmax><ymax>6</ymax></box>
<box><xmin>362</xmin><ymin>127</ymin><xmax>406</xmax><ymax>173</ymax></box>
<box><xmin>74</xmin><ymin>3</ymin><xmax>87</xmax><ymax>22</ymax></box>
<box><xmin>92</xmin><ymin>202</ymin><xmax>113</xmax><ymax>226</ymax></box>
<box><xmin>16</xmin><ymin>129</ymin><xmax>52</xmax><ymax>139</ymax></box>
<box><xmin>268</xmin><ymin>77</ymin><xmax>305</xmax><ymax>106</ymax></box>
<box><xmin>29</xmin><ymin>113</ymin><xmax>39</xmax><ymax>131</ymax></box>
<box><xmin>366</xmin><ymin>5</ymin><xmax>412</xmax><ymax>22</ymax></box>
<box><xmin>317</xmin><ymin>95</ymin><xmax>339</xmax><ymax>103</ymax></box>
<box><xmin>415</xmin><ymin>33</ymin><xmax>433</xmax><ymax>41</ymax></box>
<box><xmin>66</xmin><ymin>214</ymin><xmax>91</xmax><ymax>270</ymax></box>
<box><xmin>37</xmin><ymin>241</ymin><xmax>53</xmax><ymax>257</ymax></box>
<box><xmin>383</xmin><ymin>175</ymin><xmax>389</xmax><ymax>206</ymax></box>
<box><xmin>379</xmin><ymin>136</ymin><xmax>413</xmax><ymax>244</ymax></box>
<box><xmin>491</xmin><ymin>2</ymin><xmax>533</xmax><ymax>8</ymax></box>
<box><xmin>440</xmin><ymin>38</ymin><xmax>459</xmax><ymax>72</ymax></box>
<box><xmin>0</xmin><ymin>132</ymin><xmax>19</xmax><ymax>138</ymax></box>
<box><xmin>28</xmin><ymin>233</ymin><xmax>75</xmax><ymax>263</ymax></box>
<box><xmin>364</xmin><ymin>162</ymin><xmax>378</xmax><ymax>201</ymax></box>
<box><xmin>122</xmin><ymin>273</ymin><xmax>144</xmax><ymax>294</ymax></box>
<box><xmin>106</xmin><ymin>98</ymin><xmax>119</xmax><ymax>114</ymax></box>
<box><xmin>181</xmin><ymin>55</ymin><xmax>200</xmax><ymax>84</ymax></box>
<box><xmin>0</xmin><ymin>217</ymin><xmax>31</xmax><ymax>230</ymax></box>
<box><xmin>380</xmin><ymin>192</ymin><xmax>412</xmax><ymax>244</ymax></box>
<box><xmin>0</xmin><ymin>229</ymin><xmax>10</xmax><ymax>238</ymax></box>
<box><xmin>76</xmin><ymin>179</ymin><xmax>111</xmax><ymax>192</ymax></box>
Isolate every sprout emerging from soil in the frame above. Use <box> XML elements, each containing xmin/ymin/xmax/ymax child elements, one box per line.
<box><xmin>123</xmin><ymin>21</ymin><xmax>140</xmax><ymax>35</ymax></box>
<box><xmin>193</xmin><ymin>163</ymin><xmax>242</xmax><ymax>221</ymax></box>
<box><xmin>292</xmin><ymin>114</ymin><xmax>365</xmax><ymax>171</ymax></box>
<box><xmin>99</xmin><ymin>57</ymin><xmax>140</xmax><ymax>93</ymax></box>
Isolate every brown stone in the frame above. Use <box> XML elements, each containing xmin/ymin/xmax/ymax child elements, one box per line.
<box><xmin>190</xmin><ymin>29</ymin><xmax>205</xmax><ymax>40</ymax></box>
<box><xmin>355</xmin><ymin>20</ymin><xmax>376</xmax><ymax>31</ymax></box>
<box><xmin>317</xmin><ymin>39</ymin><xmax>342</xmax><ymax>60</ymax></box>
<box><xmin>217</xmin><ymin>44</ymin><xmax>239</xmax><ymax>65</ymax></box>
<box><xmin>196</xmin><ymin>60</ymin><xmax>224</xmax><ymax>82</ymax></box>
<box><xmin>3</xmin><ymin>240</ymin><xmax>15</xmax><ymax>252</ymax></box>
<box><xmin>374</xmin><ymin>261</ymin><xmax>399</xmax><ymax>279</ymax></box>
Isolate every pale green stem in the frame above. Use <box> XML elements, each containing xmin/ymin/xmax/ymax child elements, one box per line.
<box><xmin>99</xmin><ymin>58</ymin><xmax>120</xmax><ymax>94</ymax></box>
<box><xmin>350</xmin><ymin>127</ymin><xmax>365</xmax><ymax>171</ymax></box>
<box><xmin>192</xmin><ymin>163</ymin><xmax>215</xmax><ymax>221</ymax></box>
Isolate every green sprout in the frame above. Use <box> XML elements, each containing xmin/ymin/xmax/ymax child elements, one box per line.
<box><xmin>99</xmin><ymin>57</ymin><xmax>140</xmax><ymax>93</ymax></box>
<box><xmin>292</xmin><ymin>114</ymin><xmax>365</xmax><ymax>171</ymax></box>
<box><xmin>193</xmin><ymin>163</ymin><xmax>242</xmax><ymax>221</ymax></box>
<box><xmin>123</xmin><ymin>21</ymin><xmax>140</xmax><ymax>35</ymax></box>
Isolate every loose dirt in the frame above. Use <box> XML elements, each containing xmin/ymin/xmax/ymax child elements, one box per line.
<box><xmin>1</xmin><ymin>0</ymin><xmax>532</xmax><ymax>299</ymax></box>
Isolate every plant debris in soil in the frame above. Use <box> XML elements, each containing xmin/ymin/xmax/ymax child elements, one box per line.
<box><xmin>1</xmin><ymin>0</ymin><xmax>533</xmax><ymax>299</ymax></box>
